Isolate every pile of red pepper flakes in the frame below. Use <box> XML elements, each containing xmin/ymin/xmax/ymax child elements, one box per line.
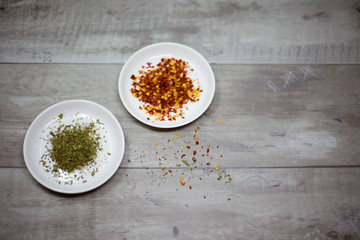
<box><xmin>130</xmin><ymin>58</ymin><xmax>202</xmax><ymax>121</ymax></box>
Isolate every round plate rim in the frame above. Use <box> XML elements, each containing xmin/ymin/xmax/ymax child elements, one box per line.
<box><xmin>23</xmin><ymin>99</ymin><xmax>125</xmax><ymax>194</ymax></box>
<box><xmin>118</xmin><ymin>42</ymin><xmax>215</xmax><ymax>128</ymax></box>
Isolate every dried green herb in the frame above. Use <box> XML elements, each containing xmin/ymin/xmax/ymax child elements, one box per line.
<box><xmin>49</xmin><ymin>122</ymin><xmax>101</xmax><ymax>173</ymax></box>
<box><xmin>182</xmin><ymin>160</ymin><xmax>190</xmax><ymax>166</ymax></box>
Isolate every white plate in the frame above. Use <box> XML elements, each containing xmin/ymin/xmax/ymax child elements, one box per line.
<box><xmin>118</xmin><ymin>42</ymin><xmax>215</xmax><ymax>128</ymax></box>
<box><xmin>23</xmin><ymin>100</ymin><xmax>125</xmax><ymax>194</ymax></box>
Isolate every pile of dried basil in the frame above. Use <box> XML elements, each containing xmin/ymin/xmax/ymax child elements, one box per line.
<box><xmin>49</xmin><ymin>122</ymin><xmax>102</xmax><ymax>173</ymax></box>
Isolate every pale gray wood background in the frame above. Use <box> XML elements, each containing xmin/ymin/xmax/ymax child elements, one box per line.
<box><xmin>1</xmin><ymin>0</ymin><xmax>360</xmax><ymax>64</ymax></box>
<box><xmin>1</xmin><ymin>0</ymin><xmax>360</xmax><ymax>239</ymax></box>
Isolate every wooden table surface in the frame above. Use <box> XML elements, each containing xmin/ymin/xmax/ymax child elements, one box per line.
<box><xmin>1</xmin><ymin>1</ymin><xmax>360</xmax><ymax>239</ymax></box>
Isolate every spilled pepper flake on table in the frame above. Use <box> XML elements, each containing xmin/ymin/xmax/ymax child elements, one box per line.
<box><xmin>128</xmin><ymin>126</ymin><xmax>232</xmax><ymax>201</ymax></box>
<box><xmin>130</xmin><ymin>58</ymin><xmax>202</xmax><ymax>121</ymax></box>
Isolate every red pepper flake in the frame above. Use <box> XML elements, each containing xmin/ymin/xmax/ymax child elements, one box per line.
<box><xmin>189</xmin><ymin>185</ymin><xmax>192</xmax><ymax>190</ymax></box>
<box><xmin>195</xmin><ymin>129</ymin><xmax>197</xmax><ymax>133</ymax></box>
<box><xmin>193</xmin><ymin>150</ymin><xmax>197</xmax><ymax>156</ymax></box>
<box><xmin>130</xmin><ymin>58</ymin><xmax>202</xmax><ymax>121</ymax></box>
<box><xmin>181</xmin><ymin>182</ymin><xmax>186</xmax><ymax>186</ymax></box>
<box><xmin>207</xmin><ymin>148</ymin><xmax>209</xmax><ymax>153</ymax></box>
<box><xmin>195</xmin><ymin>141</ymin><xmax>199</xmax><ymax>145</ymax></box>
<box><xmin>168</xmin><ymin>170</ymin><xmax>172</xmax><ymax>173</ymax></box>
<box><xmin>186</xmin><ymin>146</ymin><xmax>191</xmax><ymax>149</ymax></box>
<box><xmin>181</xmin><ymin>154</ymin><xmax>186</xmax><ymax>158</ymax></box>
<box><xmin>206</xmin><ymin>162</ymin><xmax>210</xmax><ymax>165</ymax></box>
<box><xmin>201</xmin><ymin>146</ymin><xmax>203</xmax><ymax>149</ymax></box>
<box><xmin>199</xmin><ymin>177</ymin><xmax>202</xmax><ymax>180</ymax></box>
<box><xmin>217</xmin><ymin>146</ymin><xmax>219</xmax><ymax>148</ymax></box>
<box><xmin>203</xmin><ymin>196</ymin><xmax>206</xmax><ymax>199</ymax></box>
<box><xmin>220</xmin><ymin>155</ymin><xmax>223</xmax><ymax>158</ymax></box>
<box><xmin>193</xmin><ymin>134</ymin><xmax>196</xmax><ymax>138</ymax></box>
<box><xmin>210</xmin><ymin>156</ymin><xmax>213</xmax><ymax>159</ymax></box>
<box><xmin>190</xmin><ymin>168</ymin><xmax>193</xmax><ymax>171</ymax></box>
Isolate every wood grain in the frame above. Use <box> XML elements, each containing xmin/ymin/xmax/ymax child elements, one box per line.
<box><xmin>1</xmin><ymin>1</ymin><xmax>359</xmax><ymax>238</ymax></box>
<box><xmin>0</xmin><ymin>168</ymin><xmax>359</xmax><ymax>240</ymax></box>
<box><xmin>0</xmin><ymin>0</ymin><xmax>359</xmax><ymax>64</ymax></box>
<box><xmin>1</xmin><ymin>64</ymin><xmax>359</xmax><ymax>168</ymax></box>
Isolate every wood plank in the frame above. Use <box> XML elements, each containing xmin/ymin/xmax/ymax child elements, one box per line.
<box><xmin>0</xmin><ymin>0</ymin><xmax>359</xmax><ymax>64</ymax></box>
<box><xmin>0</xmin><ymin>168</ymin><xmax>359</xmax><ymax>239</ymax></box>
<box><xmin>1</xmin><ymin>64</ymin><xmax>359</xmax><ymax>168</ymax></box>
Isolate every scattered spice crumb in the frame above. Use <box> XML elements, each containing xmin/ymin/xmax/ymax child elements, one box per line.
<box><xmin>182</xmin><ymin>160</ymin><xmax>190</xmax><ymax>166</ymax></box>
<box><xmin>219</xmin><ymin>120</ymin><xmax>223</xmax><ymax>123</ymax></box>
<box><xmin>130</xmin><ymin>125</ymin><xmax>231</xmax><ymax>201</ymax></box>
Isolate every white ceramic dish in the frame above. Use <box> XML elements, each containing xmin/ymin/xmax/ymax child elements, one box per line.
<box><xmin>23</xmin><ymin>100</ymin><xmax>125</xmax><ymax>194</ymax></box>
<box><xmin>118</xmin><ymin>42</ymin><xmax>215</xmax><ymax>128</ymax></box>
